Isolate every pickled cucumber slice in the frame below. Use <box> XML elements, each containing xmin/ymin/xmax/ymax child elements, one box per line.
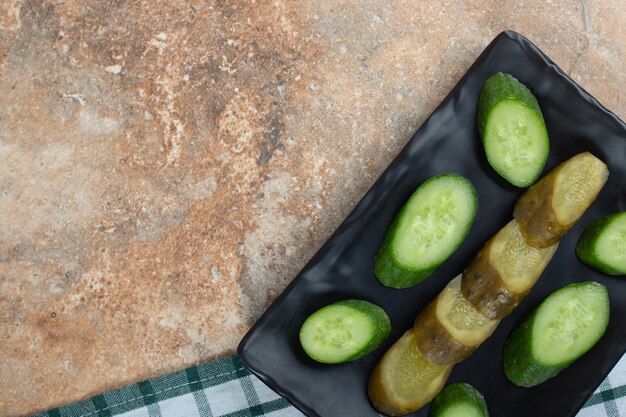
<box><xmin>514</xmin><ymin>152</ymin><xmax>609</xmax><ymax>248</ymax></box>
<box><xmin>461</xmin><ymin>220</ymin><xmax>557</xmax><ymax>319</ymax></box>
<box><xmin>437</xmin><ymin>276</ymin><xmax>499</xmax><ymax>346</ymax></box>
<box><xmin>490</xmin><ymin>220</ymin><xmax>558</xmax><ymax>293</ymax></box>
<box><xmin>414</xmin><ymin>276</ymin><xmax>499</xmax><ymax>364</ymax></box>
<box><xmin>368</xmin><ymin>330</ymin><xmax>453</xmax><ymax>416</ymax></box>
<box><xmin>552</xmin><ymin>153</ymin><xmax>610</xmax><ymax>225</ymax></box>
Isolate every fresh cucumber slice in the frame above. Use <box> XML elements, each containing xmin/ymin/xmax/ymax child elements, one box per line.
<box><xmin>576</xmin><ymin>212</ymin><xmax>626</xmax><ymax>275</ymax></box>
<box><xmin>429</xmin><ymin>383</ymin><xmax>489</xmax><ymax>417</ymax></box>
<box><xmin>477</xmin><ymin>72</ymin><xmax>549</xmax><ymax>188</ymax></box>
<box><xmin>299</xmin><ymin>299</ymin><xmax>390</xmax><ymax>364</ymax></box>
<box><xmin>503</xmin><ymin>282</ymin><xmax>610</xmax><ymax>387</ymax></box>
<box><xmin>375</xmin><ymin>173</ymin><xmax>477</xmax><ymax>288</ymax></box>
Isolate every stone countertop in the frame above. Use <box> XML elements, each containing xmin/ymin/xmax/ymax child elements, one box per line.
<box><xmin>0</xmin><ymin>1</ymin><xmax>624</xmax><ymax>416</ymax></box>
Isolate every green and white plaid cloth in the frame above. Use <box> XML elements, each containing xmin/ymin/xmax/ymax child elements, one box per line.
<box><xmin>33</xmin><ymin>353</ymin><xmax>626</xmax><ymax>417</ymax></box>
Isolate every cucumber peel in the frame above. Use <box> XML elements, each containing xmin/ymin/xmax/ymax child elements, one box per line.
<box><xmin>503</xmin><ymin>281</ymin><xmax>610</xmax><ymax>387</ymax></box>
<box><xmin>299</xmin><ymin>299</ymin><xmax>390</xmax><ymax>364</ymax></box>
<box><xmin>576</xmin><ymin>212</ymin><xmax>626</xmax><ymax>275</ymax></box>
<box><xmin>429</xmin><ymin>383</ymin><xmax>489</xmax><ymax>417</ymax></box>
<box><xmin>477</xmin><ymin>72</ymin><xmax>549</xmax><ymax>188</ymax></box>
<box><xmin>375</xmin><ymin>173</ymin><xmax>477</xmax><ymax>288</ymax></box>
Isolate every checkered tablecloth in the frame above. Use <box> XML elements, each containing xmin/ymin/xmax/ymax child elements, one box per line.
<box><xmin>31</xmin><ymin>353</ymin><xmax>626</xmax><ymax>417</ymax></box>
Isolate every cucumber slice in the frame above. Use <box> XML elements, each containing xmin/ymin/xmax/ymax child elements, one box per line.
<box><xmin>429</xmin><ymin>383</ymin><xmax>489</xmax><ymax>417</ymax></box>
<box><xmin>299</xmin><ymin>299</ymin><xmax>390</xmax><ymax>364</ymax></box>
<box><xmin>503</xmin><ymin>282</ymin><xmax>610</xmax><ymax>387</ymax></box>
<box><xmin>576</xmin><ymin>212</ymin><xmax>626</xmax><ymax>275</ymax></box>
<box><xmin>477</xmin><ymin>72</ymin><xmax>549</xmax><ymax>188</ymax></box>
<box><xmin>375</xmin><ymin>173</ymin><xmax>477</xmax><ymax>288</ymax></box>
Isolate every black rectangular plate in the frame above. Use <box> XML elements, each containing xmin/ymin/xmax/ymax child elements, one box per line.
<box><xmin>237</xmin><ymin>31</ymin><xmax>626</xmax><ymax>417</ymax></box>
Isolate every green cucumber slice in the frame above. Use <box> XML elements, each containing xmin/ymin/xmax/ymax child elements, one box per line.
<box><xmin>374</xmin><ymin>173</ymin><xmax>477</xmax><ymax>288</ymax></box>
<box><xmin>299</xmin><ymin>299</ymin><xmax>391</xmax><ymax>364</ymax></box>
<box><xmin>477</xmin><ymin>72</ymin><xmax>549</xmax><ymax>188</ymax></box>
<box><xmin>429</xmin><ymin>383</ymin><xmax>489</xmax><ymax>417</ymax></box>
<box><xmin>503</xmin><ymin>282</ymin><xmax>610</xmax><ymax>387</ymax></box>
<box><xmin>576</xmin><ymin>212</ymin><xmax>626</xmax><ymax>275</ymax></box>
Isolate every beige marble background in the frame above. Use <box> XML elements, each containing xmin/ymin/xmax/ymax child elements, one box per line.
<box><xmin>0</xmin><ymin>0</ymin><xmax>624</xmax><ymax>415</ymax></box>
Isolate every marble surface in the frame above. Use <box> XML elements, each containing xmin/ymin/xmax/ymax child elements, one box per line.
<box><xmin>1</xmin><ymin>1</ymin><xmax>624</xmax><ymax>416</ymax></box>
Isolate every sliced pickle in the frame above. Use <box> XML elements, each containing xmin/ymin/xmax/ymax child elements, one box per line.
<box><xmin>462</xmin><ymin>240</ymin><xmax>515</xmax><ymax>319</ymax></box>
<box><xmin>414</xmin><ymin>276</ymin><xmax>499</xmax><ymax>364</ymax></box>
<box><xmin>514</xmin><ymin>152</ymin><xmax>608</xmax><ymax>248</ymax></box>
<box><xmin>414</xmin><ymin>300</ymin><xmax>471</xmax><ymax>365</ymax></box>
<box><xmin>462</xmin><ymin>220</ymin><xmax>557</xmax><ymax>319</ymax></box>
<box><xmin>552</xmin><ymin>153</ymin><xmax>609</xmax><ymax>225</ymax></box>
<box><xmin>490</xmin><ymin>220</ymin><xmax>558</xmax><ymax>293</ymax></box>
<box><xmin>368</xmin><ymin>330</ymin><xmax>453</xmax><ymax>416</ymax></box>
<box><xmin>438</xmin><ymin>276</ymin><xmax>499</xmax><ymax>345</ymax></box>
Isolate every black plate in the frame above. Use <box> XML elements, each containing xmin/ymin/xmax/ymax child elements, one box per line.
<box><xmin>237</xmin><ymin>31</ymin><xmax>626</xmax><ymax>417</ymax></box>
